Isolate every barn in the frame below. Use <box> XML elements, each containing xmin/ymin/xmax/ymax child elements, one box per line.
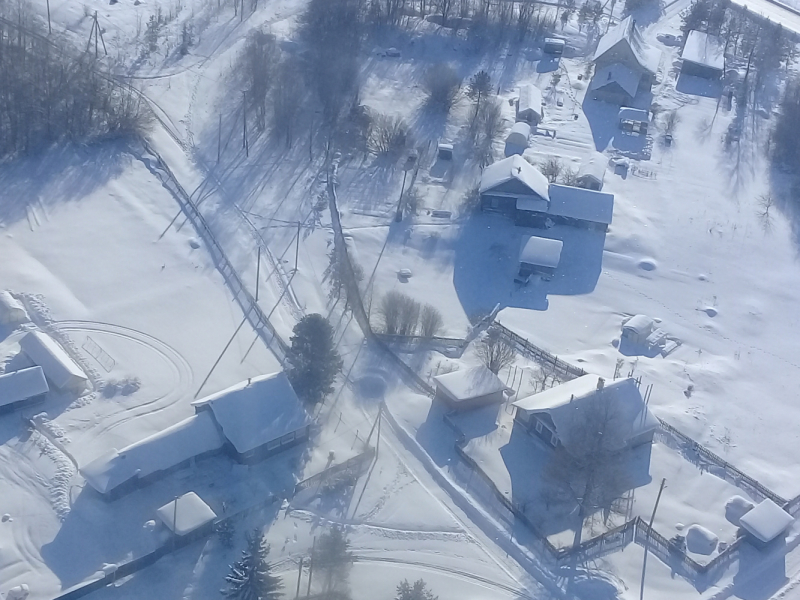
<box><xmin>433</xmin><ymin>365</ymin><xmax>506</xmax><ymax>411</ymax></box>
<box><xmin>513</xmin><ymin>375</ymin><xmax>658</xmax><ymax>450</ymax></box>
<box><xmin>192</xmin><ymin>372</ymin><xmax>313</xmax><ymax>464</ymax></box>
<box><xmin>516</xmin><ymin>84</ymin><xmax>544</xmax><ymax>126</ymax></box>
<box><xmin>0</xmin><ymin>366</ymin><xmax>49</xmax><ymax>414</ymax></box>
<box><xmin>681</xmin><ymin>30</ymin><xmax>724</xmax><ymax>79</ymax></box>
<box><xmin>19</xmin><ymin>330</ymin><xmax>89</xmax><ymax>392</ymax></box>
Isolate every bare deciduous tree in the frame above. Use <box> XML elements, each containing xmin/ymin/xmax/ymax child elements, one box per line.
<box><xmin>419</xmin><ymin>305</ymin><xmax>444</xmax><ymax>338</ymax></box>
<box><xmin>272</xmin><ymin>57</ymin><xmax>305</xmax><ymax>147</ymax></box>
<box><xmin>560</xmin><ymin>167</ymin><xmax>579</xmax><ymax>186</ymax></box>
<box><xmin>477</xmin><ymin>330</ymin><xmax>515</xmax><ymax>374</ymax></box>
<box><xmin>424</xmin><ymin>63</ymin><xmax>462</xmax><ymax>112</ymax></box>
<box><xmin>539</xmin><ymin>156</ymin><xmax>563</xmax><ymax>183</ymax></box>
<box><xmin>369</xmin><ymin>113</ymin><xmax>410</xmax><ymax>157</ymax></box>
<box><xmin>241</xmin><ymin>30</ymin><xmax>279</xmax><ymax>131</ymax></box>
<box><xmin>379</xmin><ymin>291</ymin><xmax>421</xmax><ymax>336</ymax></box>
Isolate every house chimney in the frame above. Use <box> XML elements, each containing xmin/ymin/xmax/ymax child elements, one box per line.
<box><xmin>247</xmin><ymin>377</ymin><xmax>251</xmax><ymax>385</ymax></box>
<box><xmin>597</xmin><ymin>377</ymin><xmax>605</xmax><ymax>391</ymax></box>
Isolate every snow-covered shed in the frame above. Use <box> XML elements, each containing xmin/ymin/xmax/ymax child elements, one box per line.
<box><xmin>81</xmin><ymin>411</ymin><xmax>225</xmax><ymax>500</ymax></box>
<box><xmin>433</xmin><ymin>365</ymin><xmax>506</xmax><ymax>411</ymax></box>
<box><xmin>0</xmin><ymin>291</ymin><xmax>28</xmax><ymax>325</ymax></box>
<box><xmin>0</xmin><ymin>366</ymin><xmax>49</xmax><ymax>414</ymax></box>
<box><xmin>619</xmin><ymin>107</ymin><xmax>650</xmax><ymax>134</ymax></box>
<box><xmin>19</xmin><ymin>331</ymin><xmax>89</xmax><ymax>393</ymax></box>
<box><xmin>513</xmin><ymin>375</ymin><xmax>658</xmax><ymax>451</ymax></box>
<box><xmin>480</xmin><ymin>155</ymin><xmax>550</xmax><ymax>217</ymax></box>
<box><xmin>543</xmin><ymin>37</ymin><xmax>566</xmax><ymax>56</ymax></box>
<box><xmin>157</xmin><ymin>492</ymin><xmax>217</xmax><ymax>539</ymax></box>
<box><xmin>591</xmin><ymin>16</ymin><xmax>659</xmax><ymax>103</ymax></box>
<box><xmin>505</xmin><ymin>121</ymin><xmax>531</xmax><ymax>150</ymax></box>
<box><xmin>577</xmin><ymin>153</ymin><xmax>606</xmax><ymax>191</ymax></box>
<box><xmin>518</xmin><ymin>235</ymin><xmax>563</xmax><ymax>280</ymax></box>
<box><xmin>681</xmin><ymin>31</ymin><xmax>724</xmax><ymax>79</ymax></box>
<box><xmin>621</xmin><ymin>314</ymin><xmax>656</xmax><ymax>345</ymax></box>
<box><xmin>192</xmin><ymin>372</ymin><xmax>312</xmax><ymax>463</ymax></box>
<box><xmin>516</xmin><ymin>85</ymin><xmax>544</xmax><ymax>126</ymax></box>
<box><xmin>547</xmin><ymin>184</ymin><xmax>614</xmax><ymax>231</ymax></box>
<box><xmin>739</xmin><ymin>499</ymin><xmax>794</xmax><ymax>548</ymax></box>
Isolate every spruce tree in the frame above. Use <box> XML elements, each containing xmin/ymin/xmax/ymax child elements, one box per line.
<box><xmin>395</xmin><ymin>579</ymin><xmax>438</xmax><ymax>600</ymax></box>
<box><xmin>287</xmin><ymin>314</ymin><xmax>343</xmax><ymax>405</ymax></box>
<box><xmin>223</xmin><ymin>530</ymin><xmax>283</xmax><ymax>600</ymax></box>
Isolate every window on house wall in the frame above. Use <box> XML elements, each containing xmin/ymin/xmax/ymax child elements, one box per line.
<box><xmin>550</xmin><ymin>432</ymin><xmax>558</xmax><ymax>447</ymax></box>
<box><xmin>535</xmin><ymin>419</ymin><xmax>543</xmax><ymax>433</ymax></box>
<box><xmin>267</xmin><ymin>438</ymin><xmax>281</xmax><ymax>451</ymax></box>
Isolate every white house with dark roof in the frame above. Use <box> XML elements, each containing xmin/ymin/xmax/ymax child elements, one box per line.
<box><xmin>591</xmin><ymin>16</ymin><xmax>660</xmax><ymax>105</ymax></box>
<box><xmin>512</xmin><ymin>375</ymin><xmax>658</xmax><ymax>451</ymax></box>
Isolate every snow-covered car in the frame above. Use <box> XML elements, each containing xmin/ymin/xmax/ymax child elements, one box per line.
<box><xmin>657</xmin><ymin>33</ymin><xmax>682</xmax><ymax>46</ymax></box>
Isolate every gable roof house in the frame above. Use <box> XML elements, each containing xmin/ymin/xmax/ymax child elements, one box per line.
<box><xmin>516</xmin><ymin>84</ymin><xmax>544</xmax><ymax>126</ymax></box>
<box><xmin>20</xmin><ymin>330</ymin><xmax>89</xmax><ymax>393</ymax></box>
<box><xmin>433</xmin><ymin>365</ymin><xmax>506</xmax><ymax>410</ymax></box>
<box><xmin>591</xmin><ymin>16</ymin><xmax>660</xmax><ymax>105</ymax></box>
<box><xmin>577</xmin><ymin>152</ymin><xmax>607</xmax><ymax>191</ymax></box>
<box><xmin>512</xmin><ymin>375</ymin><xmax>658</xmax><ymax>451</ymax></box>
<box><xmin>0</xmin><ymin>366</ymin><xmax>49</xmax><ymax>414</ymax></box>
<box><xmin>480</xmin><ymin>156</ymin><xmax>614</xmax><ymax>231</ymax></box>
<box><xmin>681</xmin><ymin>30</ymin><xmax>724</xmax><ymax>79</ymax></box>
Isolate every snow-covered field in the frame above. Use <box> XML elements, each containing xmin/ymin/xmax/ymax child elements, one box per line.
<box><xmin>3</xmin><ymin>0</ymin><xmax>800</xmax><ymax>596</ymax></box>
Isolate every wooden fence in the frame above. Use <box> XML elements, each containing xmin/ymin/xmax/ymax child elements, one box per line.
<box><xmin>492</xmin><ymin>322</ymin><xmax>587</xmax><ymax>381</ymax></box>
<box><xmin>294</xmin><ymin>448</ymin><xmax>376</xmax><ymax>495</ymax></box>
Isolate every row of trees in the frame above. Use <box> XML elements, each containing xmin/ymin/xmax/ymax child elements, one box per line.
<box><xmin>0</xmin><ymin>3</ymin><xmax>149</xmax><ymax>158</ymax></box>
<box><xmin>377</xmin><ymin>291</ymin><xmax>444</xmax><ymax>338</ymax></box>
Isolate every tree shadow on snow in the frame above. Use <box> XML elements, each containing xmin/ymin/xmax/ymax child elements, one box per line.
<box><xmin>675</xmin><ymin>73</ymin><xmax>722</xmax><ymax>99</ymax></box>
<box><xmin>452</xmin><ymin>213</ymin><xmax>605</xmax><ymax>318</ymax></box>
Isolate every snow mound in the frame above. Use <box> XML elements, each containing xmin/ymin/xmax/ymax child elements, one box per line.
<box><xmin>725</xmin><ymin>495</ymin><xmax>755</xmax><ymax>526</ymax></box>
<box><xmin>686</xmin><ymin>524</ymin><xmax>718</xmax><ymax>555</ymax></box>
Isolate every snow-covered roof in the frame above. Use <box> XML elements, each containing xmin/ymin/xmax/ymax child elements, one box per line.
<box><xmin>156</xmin><ymin>492</ymin><xmax>217</xmax><ymax>536</ymax></box>
<box><xmin>681</xmin><ymin>30</ymin><xmax>724</xmax><ymax>71</ymax></box>
<box><xmin>544</xmin><ymin>37</ymin><xmax>566</xmax><ymax>47</ymax></box>
<box><xmin>506</xmin><ymin>122</ymin><xmax>531</xmax><ymax>146</ymax></box>
<box><xmin>19</xmin><ymin>331</ymin><xmax>88</xmax><ymax>391</ymax></box>
<box><xmin>590</xmin><ymin>63</ymin><xmax>642</xmax><ymax>99</ymax></box>
<box><xmin>547</xmin><ymin>184</ymin><xmax>614</xmax><ymax>225</ymax></box>
<box><xmin>593</xmin><ymin>16</ymin><xmax>660</xmax><ymax>74</ymax></box>
<box><xmin>517</xmin><ymin>85</ymin><xmax>543</xmax><ymax>118</ymax></box>
<box><xmin>434</xmin><ymin>365</ymin><xmax>505</xmax><ymax>402</ymax></box>
<box><xmin>80</xmin><ymin>412</ymin><xmax>225</xmax><ymax>494</ymax></box>
<box><xmin>739</xmin><ymin>499</ymin><xmax>794</xmax><ymax>543</ymax></box>
<box><xmin>192</xmin><ymin>372</ymin><xmax>311</xmax><ymax>455</ymax></box>
<box><xmin>519</xmin><ymin>236</ymin><xmax>563</xmax><ymax>269</ymax></box>
<box><xmin>480</xmin><ymin>155</ymin><xmax>550</xmax><ymax>201</ymax></box>
<box><xmin>516</xmin><ymin>197</ymin><xmax>550</xmax><ymax>213</ymax></box>
<box><xmin>0</xmin><ymin>366</ymin><xmax>49</xmax><ymax>408</ymax></box>
<box><xmin>618</xmin><ymin>107</ymin><xmax>650</xmax><ymax>122</ymax></box>
<box><xmin>0</xmin><ymin>291</ymin><xmax>28</xmax><ymax>325</ymax></box>
<box><xmin>513</xmin><ymin>375</ymin><xmax>658</xmax><ymax>450</ymax></box>
<box><xmin>623</xmin><ymin>315</ymin><xmax>655</xmax><ymax>335</ymax></box>
<box><xmin>578</xmin><ymin>152</ymin><xmax>607</xmax><ymax>185</ymax></box>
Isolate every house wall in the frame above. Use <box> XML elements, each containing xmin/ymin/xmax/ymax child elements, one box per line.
<box><xmin>0</xmin><ymin>393</ymin><xmax>45</xmax><ymax>415</ymax></box>
<box><xmin>516</xmin><ymin>108</ymin><xmax>542</xmax><ymax>126</ymax></box>
<box><xmin>681</xmin><ymin>61</ymin><xmax>722</xmax><ymax>79</ymax></box>
<box><xmin>514</xmin><ymin>208</ymin><xmax>549</xmax><ymax>228</ymax></box>
<box><xmin>519</xmin><ymin>262</ymin><xmax>556</xmax><ymax>278</ymax></box>
<box><xmin>626</xmin><ymin>428</ymin><xmax>655</xmax><ymax>449</ymax></box>
<box><xmin>514</xmin><ymin>410</ymin><xmax>560</xmax><ymax>447</ymax></box>
<box><xmin>436</xmin><ymin>387</ymin><xmax>505</xmax><ymax>411</ymax></box>
<box><xmin>234</xmin><ymin>424</ymin><xmax>312</xmax><ymax>464</ymax></box>
<box><xmin>481</xmin><ymin>194</ymin><xmax>518</xmax><ymax>216</ymax></box>
<box><xmin>577</xmin><ymin>175</ymin><xmax>602</xmax><ymax>191</ymax></box>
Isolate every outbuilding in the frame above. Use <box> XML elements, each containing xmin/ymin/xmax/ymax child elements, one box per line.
<box><xmin>544</xmin><ymin>37</ymin><xmax>566</xmax><ymax>56</ymax></box>
<box><xmin>192</xmin><ymin>372</ymin><xmax>313</xmax><ymax>463</ymax></box>
<box><xmin>547</xmin><ymin>184</ymin><xmax>614</xmax><ymax>231</ymax></box>
<box><xmin>156</xmin><ymin>492</ymin><xmax>217</xmax><ymax>541</ymax></box>
<box><xmin>433</xmin><ymin>365</ymin><xmax>506</xmax><ymax>411</ymax></box>
<box><xmin>0</xmin><ymin>366</ymin><xmax>49</xmax><ymax>414</ymax></box>
<box><xmin>517</xmin><ymin>235</ymin><xmax>563</xmax><ymax>282</ymax></box>
<box><xmin>739</xmin><ymin>499</ymin><xmax>794</xmax><ymax>549</ymax></box>
<box><xmin>577</xmin><ymin>153</ymin><xmax>606</xmax><ymax>191</ymax></box>
<box><xmin>621</xmin><ymin>315</ymin><xmax>656</xmax><ymax>345</ymax></box>
<box><xmin>19</xmin><ymin>330</ymin><xmax>89</xmax><ymax>392</ymax></box>
<box><xmin>480</xmin><ymin>155</ymin><xmax>550</xmax><ymax>217</ymax></box>
<box><xmin>618</xmin><ymin>107</ymin><xmax>650</xmax><ymax>134</ymax></box>
<box><xmin>505</xmin><ymin>121</ymin><xmax>531</xmax><ymax>151</ymax></box>
<box><xmin>0</xmin><ymin>291</ymin><xmax>28</xmax><ymax>325</ymax></box>
<box><xmin>681</xmin><ymin>30</ymin><xmax>724</xmax><ymax>79</ymax></box>
<box><xmin>516</xmin><ymin>85</ymin><xmax>544</xmax><ymax>126</ymax></box>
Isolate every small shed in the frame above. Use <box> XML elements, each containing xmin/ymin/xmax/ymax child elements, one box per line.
<box><xmin>0</xmin><ymin>366</ymin><xmax>49</xmax><ymax>414</ymax></box>
<box><xmin>544</xmin><ymin>38</ymin><xmax>566</xmax><ymax>56</ymax></box>
<box><xmin>437</xmin><ymin>143</ymin><xmax>453</xmax><ymax>160</ymax></box>
<box><xmin>547</xmin><ymin>184</ymin><xmax>614</xmax><ymax>231</ymax></box>
<box><xmin>681</xmin><ymin>31</ymin><xmax>724</xmax><ymax>79</ymax></box>
<box><xmin>156</xmin><ymin>492</ymin><xmax>217</xmax><ymax>540</ymax></box>
<box><xmin>739</xmin><ymin>499</ymin><xmax>794</xmax><ymax>548</ymax></box>
<box><xmin>433</xmin><ymin>365</ymin><xmax>506</xmax><ymax>411</ymax></box>
<box><xmin>577</xmin><ymin>153</ymin><xmax>606</xmax><ymax>191</ymax></box>
<box><xmin>19</xmin><ymin>331</ymin><xmax>89</xmax><ymax>392</ymax></box>
<box><xmin>518</xmin><ymin>235</ymin><xmax>563</xmax><ymax>281</ymax></box>
<box><xmin>621</xmin><ymin>315</ymin><xmax>656</xmax><ymax>345</ymax></box>
<box><xmin>0</xmin><ymin>291</ymin><xmax>28</xmax><ymax>325</ymax></box>
<box><xmin>505</xmin><ymin>122</ymin><xmax>531</xmax><ymax>149</ymax></box>
<box><xmin>618</xmin><ymin>107</ymin><xmax>650</xmax><ymax>134</ymax></box>
<box><xmin>516</xmin><ymin>85</ymin><xmax>544</xmax><ymax>126</ymax></box>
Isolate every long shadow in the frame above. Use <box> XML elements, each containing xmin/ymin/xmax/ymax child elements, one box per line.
<box><xmin>581</xmin><ymin>97</ymin><xmax>620</xmax><ymax>152</ymax></box>
<box><xmin>731</xmin><ymin>541</ymin><xmax>788</xmax><ymax>600</ymax></box>
<box><xmin>452</xmin><ymin>213</ymin><xmax>605</xmax><ymax>318</ymax></box>
<box><xmin>676</xmin><ymin>72</ymin><xmax>723</xmax><ymax>99</ymax></box>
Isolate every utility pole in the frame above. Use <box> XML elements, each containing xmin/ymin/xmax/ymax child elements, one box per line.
<box><xmin>294</xmin><ymin>557</ymin><xmax>304</xmax><ymax>599</ymax></box>
<box><xmin>365</xmin><ymin>402</ymin><xmax>383</xmax><ymax>448</ymax></box>
<box><xmin>46</xmin><ymin>0</ymin><xmax>51</xmax><ymax>34</ymax></box>
<box><xmin>306</xmin><ymin>537</ymin><xmax>316</xmax><ymax>598</ymax></box>
<box><xmin>172</xmin><ymin>495</ymin><xmax>179</xmax><ymax>552</ymax></box>
<box><xmin>395</xmin><ymin>170</ymin><xmax>408</xmax><ymax>222</ymax></box>
<box><xmin>242</xmin><ymin>92</ymin><xmax>248</xmax><ymax>157</ymax></box>
<box><xmin>639</xmin><ymin>478</ymin><xmax>666</xmax><ymax>600</ymax></box>
<box><xmin>255</xmin><ymin>246</ymin><xmax>261</xmax><ymax>301</ymax></box>
<box><xmin>217</xmin><ymin>113</ymin><xmax>222</xmax><ymax>164</ymax></box>
<box><xmin>294</xmin><ymin>221</ymin><xmax>301</xmax><ymax>273</ymax></box>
